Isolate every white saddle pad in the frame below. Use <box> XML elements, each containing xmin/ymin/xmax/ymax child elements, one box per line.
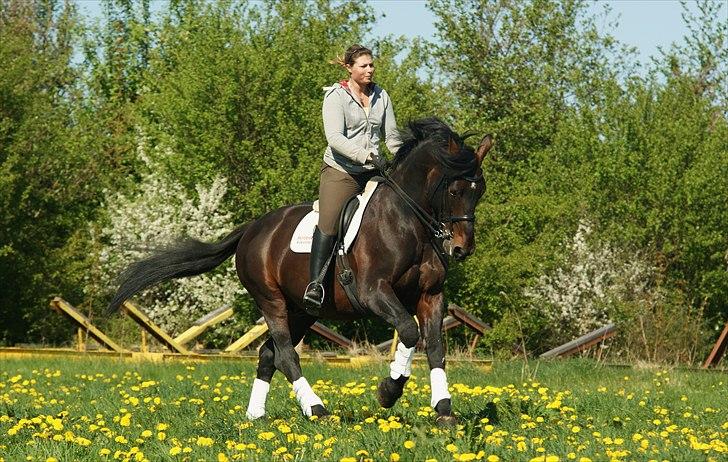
<box><xmin>290</xmin><ymin>180</ymin><xmax>380</xmax><ymax>253</ymax></box>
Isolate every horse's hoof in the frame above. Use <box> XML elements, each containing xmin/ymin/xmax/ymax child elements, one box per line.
<box><xmin>436</xmin><ymin>414</ymin><xmax>458</xmax><ymax>427</ymax></box>
<box><xmin>310</xmin><ymin>404</ymin><xmax>330</xmax><ymax>418</ymax></box>
<box><xmin>377</xmin><ymin>376</ymin><xmax>408</xmax><ymax>409</ymax></box>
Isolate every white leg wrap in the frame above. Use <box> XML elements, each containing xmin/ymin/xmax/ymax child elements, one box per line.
<box><xmin>430</xmin><ymin>368</ymin><xmax>451</xmax><ymax>408</ymax></box>
<box><xmin>292</xmin><ymin>377</ymin><xmax>324</xmax><ymax>417</ymax></box>
<box><xmin>246</xmin><ymin>378</ymin><xmax>270</xmax><ymax>420</ymax></box>
<box><xmin>390</xmin><ymin>342</ymin><xmax>416</xmax><ymax>379</ymax></box>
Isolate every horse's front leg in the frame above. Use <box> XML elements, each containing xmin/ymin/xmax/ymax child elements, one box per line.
<box><xmin>417</xmin><ymin>292</ymin><xmax>456</xmax><ymax>425</ymax></box>
<box><xmin>359</xmin><ymin>282</ymin><xmax>420</xmax><ymax>408</ymax></box>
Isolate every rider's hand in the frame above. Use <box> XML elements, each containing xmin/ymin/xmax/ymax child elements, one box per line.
<box><xmin>368</xmin><ymin>152</ymin><xmax>388</xmax><ymax>171</ymax></box>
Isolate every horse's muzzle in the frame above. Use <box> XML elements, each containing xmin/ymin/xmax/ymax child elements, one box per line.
<box><xmin>452</xmin><ymin>245</ymin><xmax>473</xmax><ymax>261</ymax></box>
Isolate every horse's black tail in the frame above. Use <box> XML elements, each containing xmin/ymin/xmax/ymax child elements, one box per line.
<box><xmin>105</xmin><ymin>223</ymin><xmax>249</xmax><ymax>315</ymax></box>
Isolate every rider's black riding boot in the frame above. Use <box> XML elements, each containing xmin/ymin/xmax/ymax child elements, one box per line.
<box><xmin>303</xmin><ymin>226</ymin><xmax>336</xmax><ymax>316</ymax></box>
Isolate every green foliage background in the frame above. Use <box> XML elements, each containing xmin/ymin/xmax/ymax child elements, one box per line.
<box><xmin>1</xmin><ymin>0</ymin><xmax>725</xmax><ymax>363</ymax></box>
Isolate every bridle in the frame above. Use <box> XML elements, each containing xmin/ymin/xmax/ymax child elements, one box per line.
<box><xmin>430</xmin><ymin>171</ymin><xmax>484</xmax><ymax>228</ymax></box>
<box><xmin>377</xmin><ymin>160</ymin><xmax>484</xmax><ymax>257</ymax></box>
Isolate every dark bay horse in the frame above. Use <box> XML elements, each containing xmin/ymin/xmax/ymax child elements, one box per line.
<box><xmin>107</xmin><ymin>118</ymin><xmax>493</xmax><ymax>425</ymax></box>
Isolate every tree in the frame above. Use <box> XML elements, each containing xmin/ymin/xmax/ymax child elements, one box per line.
<box><xmin>0</xmin><ymin>0</ymin><xmax>91</xmax><ymax>343</ymax></box>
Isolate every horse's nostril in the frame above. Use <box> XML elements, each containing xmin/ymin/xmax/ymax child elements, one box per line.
<box><xmin>453</xmin><ymin>246</ymin><xmax>472</xmax><ymax>261</ymax></box>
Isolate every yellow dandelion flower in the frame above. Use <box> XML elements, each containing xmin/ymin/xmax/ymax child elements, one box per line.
<box><xmin>258</xmin><ymin>432</ymin><xmax>275</xmax><ymax>441</ymax></box>
<box><xmin>446</xmin><ymin>443</ymin><xmax>458</xmax><ymax>452</ymax></box>
<box><xmin>404</xmin><ymin>440</ymin><xmax>415</xmax><ymax>449</ymax></box>
<box><xmin>487</xmin><ymin>455</ymin><xmax>500</xmax><ymax>462</ymax></box>
<box><xmin>390</xmin><ymin>453</ymin><xmax>400</xmax><ymax>462</ymax></box>
<box><xmin>529</xmin><ymin>456</ymin><xmax>560</xmax><ymax>462</ymax></box>
<box><xmin>197</xmin><ymin>436</ymin><xmax>214</xmax><ymax>447</ymax></box>
<box><xmin>169</xmin><ymin>446</ymin><xmax>182</xmax><ymax>456</ymax></box>
<box><xmin>339</xmin><ymin>458</ymin><xmax>357</xmax><ymax>462</ymax></box>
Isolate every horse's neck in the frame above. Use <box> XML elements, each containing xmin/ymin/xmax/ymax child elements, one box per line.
<box><xmin>389</xmin><ymin>153</ymin><xmax>438</xmax><ymax>208</ymax></box>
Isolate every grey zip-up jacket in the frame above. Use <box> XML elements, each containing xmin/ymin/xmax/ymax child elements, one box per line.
<box><xmin>322</xmin><ymin>81</ymin><xmax>402</xmax><ymax>174</ymax></box>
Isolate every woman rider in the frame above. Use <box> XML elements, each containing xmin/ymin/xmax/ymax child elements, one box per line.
<box><xmin>303</xmin><ymin>44</ymin><xmax>403</xmax><ymax>313</ymax></box>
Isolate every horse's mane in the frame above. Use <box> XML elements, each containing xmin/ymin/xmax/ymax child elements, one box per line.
<box><xmin>392</xmin><ymin>117</ymin><xmax>478</xmax><ymax>178</ymax></box>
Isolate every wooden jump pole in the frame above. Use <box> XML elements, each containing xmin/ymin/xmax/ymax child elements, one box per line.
<box><xmin>539</xmin><ymin>323</ymin><xmax>616</xmax><ymax>359</ymax></box>
<box><xmin>50</xmin><ymin>297</ymin><xmax>126</xmax><ymax>353</ymax></box>
<box><xmin>703</xmin><ymin>319</ymin><xmax>728</xmax><ymax>369</ymax></box>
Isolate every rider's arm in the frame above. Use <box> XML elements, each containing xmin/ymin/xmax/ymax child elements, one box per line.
<box><xmin>322</xmin><ymin>91</ymin><xmax>371</xmax><ymax>165</ymax></box>
<box><xmin>382</xmin><ymin>90</ymin><xmax>402</xmax><ymax>155</ymax></box>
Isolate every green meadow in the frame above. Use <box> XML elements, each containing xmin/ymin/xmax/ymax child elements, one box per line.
<box><xmin>1</xmin><ymin>356</ymin><xmax>726</xmax><ymax>461</ymax></box>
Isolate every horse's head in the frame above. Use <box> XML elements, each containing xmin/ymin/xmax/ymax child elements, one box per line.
<box><xmin>439</xmin><ymin>134</ymin><xmax>493</xmax><ymax>260</ymax></box>
<box><xmin>391</xmin><ymin>118</ymin><xmax>494</xmax><ymax>262</ymax></box>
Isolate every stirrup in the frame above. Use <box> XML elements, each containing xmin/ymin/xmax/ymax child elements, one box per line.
<box><xmin>303</xmin><ymin>281</ymin><xmax>324</xmax><ymax>315</ymax></box>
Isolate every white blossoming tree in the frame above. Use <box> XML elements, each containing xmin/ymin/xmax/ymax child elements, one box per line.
<box><xmin>525</xmin><ymin>220</ymin><xmax>654</xmax><ymax>339</ymax></box>
<box><xmin>97</xmin><ymin>136</ymin><xmax>248</xmax><ymax>342</ymax></box>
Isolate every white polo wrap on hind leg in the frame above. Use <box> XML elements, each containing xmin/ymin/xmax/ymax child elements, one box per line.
<box><xmin>430</xmin><ymin>368</ymin><xmax>451</xmax><ymax>408</ymax></box>
<box><xmin>292</xmin><ymin>377</ymin><xmax>324</xmax><ymax>416</ymax></box>
<box><xmin>245</xmin><ymin>378</ymin><xmax>270</xmax><ymax>420</ymax></box>
<box><xmin>390</xmin><ymin>342</ymin><xmax>416</xmax><ymax>379</ymax></box>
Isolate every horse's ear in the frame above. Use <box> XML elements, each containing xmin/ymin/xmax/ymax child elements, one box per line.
<box><xmin>448</xmin><ymin>137</ymin><xmax>459</xmax><ymax>155</ymax></box>
<box><xmin>475</xmin><ymin>134</ymin><xmax>494</xmax><ymax>164</ymax></box>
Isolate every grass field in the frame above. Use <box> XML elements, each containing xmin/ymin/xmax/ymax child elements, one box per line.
<box><xmin>0</xmin><ymin>355</ymin><xmax>726</xmax><ymax>461</ymax></box>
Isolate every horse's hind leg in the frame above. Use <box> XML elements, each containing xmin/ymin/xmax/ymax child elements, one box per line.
<box><xmin>245</xmin><ymin>337</ymin><xmax>275</xmax><ymax>419</ymax></box>
<box><xmin>245</xmin><ymin>300</ymin><xmax>322</xmax><ymax>419</ymax></box>
<box><xmin>246</xmin><ymin>319</ymin><xmax>314</xmax><ymax>419</ymax></box>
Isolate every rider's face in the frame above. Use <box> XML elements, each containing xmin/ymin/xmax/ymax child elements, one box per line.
<box><xmin>347</xmin><ymin>54</ymin><xmax>374</xmax><ymax>87</ymax></box>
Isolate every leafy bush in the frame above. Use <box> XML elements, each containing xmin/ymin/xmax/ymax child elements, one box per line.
<box><xmin>96</xmin><ymin>133</ymin><xmax>250</xmax><ymax>345</ymax></box>
<box><xmin>525</xmin><ymin>220</ymin><xmax>655</xmax><ymax>341</ymax></box>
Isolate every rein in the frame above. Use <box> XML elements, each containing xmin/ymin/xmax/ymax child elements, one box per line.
<box><xmin>378</xmin><ymin>168</ymin><xmax>454</xmax><ymax>240</ymax></box>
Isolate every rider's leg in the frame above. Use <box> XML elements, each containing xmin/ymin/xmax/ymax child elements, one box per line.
<box><xmin>303</xmin><ymin>164</ymin><xmax>365</xmax><ymax>312</ymax></box>
<box><xmin>303</xmin><ymin>226</ymin><xmax>337</xmax><ymax>313</ymax></box>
